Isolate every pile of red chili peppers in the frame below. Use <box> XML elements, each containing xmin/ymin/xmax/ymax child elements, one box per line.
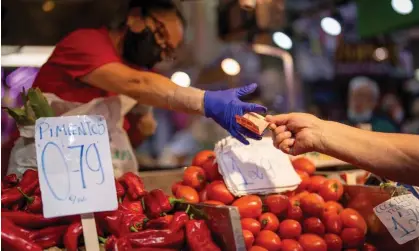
<box><xmin>1</xmin><ymin>170</ymin><xmax>222</xmax><ymax>251</ymax></box>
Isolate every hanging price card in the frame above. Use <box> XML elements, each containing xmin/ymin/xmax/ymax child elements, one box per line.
<box><xmin>35</xmin><ymin>115</ymin><xmax>118</xmax><ymax>218</ymax></box>
<box><xmin>374</xmin><ymin>194</ymin><xmax>419</xmax><ymax>244</ymax></box>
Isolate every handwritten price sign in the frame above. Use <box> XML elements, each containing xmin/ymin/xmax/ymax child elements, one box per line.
<box><xmin>374</xmin><ymin>194</ymin><xmax>419</xmax><ymax>244</ymax></box>
<box><xmin>35</xmin><ymin>115</ymin><xmax>118</xmax><ymax>218</ymax></box>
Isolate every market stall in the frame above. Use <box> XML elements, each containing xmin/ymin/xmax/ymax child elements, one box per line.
<box><xmin>2</xmin><ymin>88</ymin><xmax>419</xmax><ymax>251</ymax></box>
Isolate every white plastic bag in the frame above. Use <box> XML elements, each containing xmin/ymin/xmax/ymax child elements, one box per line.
<box><xmin>8</xmin><ymin>93</ymin><xmax>138</xmax><ymax>178</ymax></box>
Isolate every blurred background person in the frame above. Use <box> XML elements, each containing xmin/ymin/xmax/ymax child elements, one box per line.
<box><xmin>345</xmin><ymin>76</ymin><xmax>398</xmax><ymax>132</ymax></box>
<box><xmin>402</xmin><ymin>97</ymin><xmax>419</xmax><ymax>134</ymax></box>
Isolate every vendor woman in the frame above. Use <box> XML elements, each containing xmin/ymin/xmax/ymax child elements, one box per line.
<box><xmin>32</xmin><ymin>0</ymin><xmax>265</xmax><ymax>143</ymax></box>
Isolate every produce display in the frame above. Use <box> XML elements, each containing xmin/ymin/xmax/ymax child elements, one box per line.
<box><xmin>1</xmin><ymin>169</ymin><xmax>221</xmax><ymax>251</ymax></box>
<box><xmin>171</xmin><ymin>151</ymin><xmax>379</xmax><ymax>251</ymax></box>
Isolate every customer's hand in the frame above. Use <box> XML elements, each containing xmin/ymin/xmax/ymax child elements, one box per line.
<box><xmin>204</xmin><ymin>83</ymin><xmax>267</xmax><ymax>145</ymax></box>
<box><xmin>265</xmin><ymin>113</ymin><xmax>325</xmax><ymax>155</ymax></box>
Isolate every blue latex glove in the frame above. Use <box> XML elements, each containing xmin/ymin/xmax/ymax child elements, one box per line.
<box><xmin>203</xmin><ymin>83</ymin><xmax>267</xmax><ymax>145</ymax></box>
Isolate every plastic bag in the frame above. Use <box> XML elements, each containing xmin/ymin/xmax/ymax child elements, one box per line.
<box><xmin>7</xmin><ymin>93</ymin><xmax>138</xmax><ymax>178</ymax></box>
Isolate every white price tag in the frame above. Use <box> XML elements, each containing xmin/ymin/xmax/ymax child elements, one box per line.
<box><xmin>374</xmin><ymin>194</ymin><xmax>419</xmax><ymax>244</ymax></box>
<box><xmin>215</xmin><ymin>137</ymin><xmax>300</xmax><ymax>196</ymax></box>
<box><xmin>35</xmin><ymin>115</ymin><xmax>118</xmax><ymax>218</ymax></box>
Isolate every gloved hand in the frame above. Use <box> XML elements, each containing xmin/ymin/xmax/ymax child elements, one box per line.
<box><xmin>203</xmin><ymin>83</ymin><xmax>267</xmax><ymax>145</ymax></box>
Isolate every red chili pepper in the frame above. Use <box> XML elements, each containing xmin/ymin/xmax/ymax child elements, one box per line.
<box><xmin>1</xmin><ymin>217</ymin><xmax>43</xmax><ymax>251</ymax></box>
<box><xmin>144</xmin><ymin>190</ymin><xmax>181</xmax><ymax>219</ymax></box>
<box><xmin>143</xmin><ymin>193</ymin><xmax>162</xmax><ymax>219</ymax></box>
<box><xmin>121</xmin><ymin>213</ymin><xmax>149</xmax><ymax>235</ymax></box>
<box><xmin>29</xmin><ymin>225</ymin><xmax>68</xmax><ymax>240</ymax></box>
<box><xmin>168</xmin><ymin>212</ymin><xmax>189</xmax><ymax>233</ymax></box>
<box><xmin>99</xmin><ymin>235</ymin><xmax>117</xmax><ymax>251</ymax></box>
<box><xmin>120</xmin><ymin>197</ymin><xmax>144</xmax><ymax>214</ymax></box>
<box><xmin>1</xmin><ymin>169</ymin><xmax>39</xmax><ymax>207</ymax></box>
<box><xmin>64</xmin><ymin>221</ymin><xmax>83</xmax><ymax>251</ymax></box>
<box><xmin>103</xmin><ymin>210</ymin><xmax>124</xmax><ymax>237</ymax></box>
<box><xmin>31</xmin><ymin>226</ymin><xmax>68</xmax><ymax>249</ymax></box>
<box><xmin>2</xmin><ymin>211</ymin><xmax>79</xmax><ymax>229</ymax></box>
<box><xmin>127</xmin><ymin>229</ymin><xmax>185</xmax><ymax>249</ymax></box>
<box><xmin>114</xmin><ymin>237</ymin><xmax>133</xmax><ymax>251</ymax></box>
<box><xmin>33</xmin><ymin>186</ymin><xmax>41</xmax><ymax>196</ymax></box>
<box><xmin>18</xmin><ymin>187</ymin><xmax>43</xmax><ymax>213</ymax></box>
<box><xmin>118</xmin><ymin>172</ymin><xmax>146</xmax><ymax>200</ymax></box>
<box><xmin>186</xmin><ymin>220</ymin><xmax>221</xmax><ymax>251</ymax></box>
<box><xmin>132</xmin><ymin>248</ymin><xmax>178</xmax><ymax>251</ymax></box>
<box><xmin>150</xmin><ymin>189</ymin><xmax>173</xmax><ymax>213</ymax></box>
<box><xmin>3</xmin><ymin>173</ymin><xmax>19</xmax><ymax>187</ymax></box>
<box><xmin>146</xmin><ymin>215</ymin><xmax>173</xmax><ymax>230</ymax></box>
<box><xmin>115</xmin><ymin>179</ymin><xmax>126</xmax><ymax>202</ymax></box>
<box><xmin>11</xmin><ymin>199</ymin><xmax>25</xmax><ymax>211</ymax></box>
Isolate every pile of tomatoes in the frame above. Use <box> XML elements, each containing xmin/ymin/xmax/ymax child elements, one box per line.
<box><xmin>171</xmin><ymin>150</ymin><xmax>377</xmax><ymax>251</ymax></box>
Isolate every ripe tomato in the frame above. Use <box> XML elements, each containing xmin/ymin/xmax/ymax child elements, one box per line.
<box><xmin>287</xmin><ymin>204</ymin><xmax>303</xmax><ymax>222</ymax></box>
<box><xmin>183</xmin><ymin>166</ymin><xmax>207</xmax><ymax>191</ymax></box>
<box><xmin>292</xmin><ymin>157</ymin><xmax>316</xmax><ymax>175</ymax></box>
<box><xmin>259</xmin><ymin>212</ymin><xmax>280</xmax><ymax>232</ymax></box>
<box><xmin>199</xmin><ymin>186</ymin><xmax>208</xmax><ymax>202</ymax></box>
<box><xmin>341</xmin><ymin>228</ymin><xmax>365</xmax><ymax>248</ymax></box>
<box><xmin>202</xmin><ymin>200</ymin><xmax>224</xmax><ymax>206</ymax></box>
<box><xmin>202</xmin><ymin>159</ymin><xmax>223</xmax><ymax>181</ymax></box>
<box><xmin>243</xmin><ymin>229</ymin><xmax>255</xmax><ymax>249</ymax></box>
<box><xmin>324</xmin><ymin>233</ymin><xmax>343</xmax><ymax>251</ymax></box>
<box><xmin>362</xmin><ymin>243</ymin><xmax>377</xmax><ymax>251</ymax></box>
<box><xmin>340</xmin><ymin>208</ymin><xmax>367</xmax><ymax>234</ymax></box>
<box><xmin>298</xmin><ymin>234</ymin><xmax>327</xmax><ymax>251</ymax></box>
<box><xmin>365</xmin><ymin>213</ymin><xmax>386</xmax><ymax>235</ymax></box>
<box><xmin>281</xmin><ymin>239</ymin><xmax>303</xmax><ymax>251</ymax></box>
<box><xmin>232</xmin><ymin>195</ymin><xmax>263</xmax><ymax>219</ymax></box>
<box><xmin>254</xmin><ymin>230</ymin><xmax>282</xmax><ymax>251</ymax></box>
<box><xmin>265</xmin><ymin>194</ymin><xmax>289</xmax><ymax>216</ymax></box>
<box><xmin>300</xmin><ymin>193</ymin><xmax>325</xmax><ymax>217</ymax></box>
<box><xmin>192</xmin><ymin>150</ymin><xmax>215</xmax><ymax>167</ymax></box>
<box><xmin>290</xmin><ymin>191</ymin><xmax>309</xmax><ymax>206</ymax></box>
<box><xmin>241</xmin><ymin>218</ymin><xmax>262</xmax><ymax>236</ymax></box>
<box><xmin>295</xmin><ymin>170</ymin><xmax>311</xmax><ymax>192</ymax></box>
<box><xmin>175</xmin><ymin>185</ymin><xmax>199</xmax><ymax>203</ymax></box>
<box><xmin>206</xmin><ymin>180</ymin><xmax>235</xmax><ymax>205</ymax></box>
<box><xmin>324</xmin><ymin>201</ymin><xmax>344</xmax><ymax>215</ymax></box>
<box><xmin>308</xmin><ymin>176</ymin><xmax>327</xmax><ymax>192</ymax></box>
<box><xmin>303</xmin><ymin>217</ymin><xmax>325</xmax><ymax>236</ymax></box>
<box><xmin>319</xmin><ymin>179</ymin><xmax>344</xmax><ymax>201</ymax></box>
<box><xmin>171</xmin><ymin>181</ymin><xmax>183</xmax><ymax>195</ymax></box>
<box><xmin>324</xmin><ymin>213</ymin><xmax>342</xmax><ymax>234</ymax></box>
<box><xmin>249</xmin><ymin>246</ymin><xmax>268</xmax><ymax>251</ymax></box>
<box><xmin>279</xmin><ymin>219</ymin><xmax>302</xmax><ymax>239</ymax></box>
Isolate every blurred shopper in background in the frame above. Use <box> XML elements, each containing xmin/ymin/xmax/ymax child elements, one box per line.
<box><xmin>267</xmin><ymin>113</ymin><xmax>419</xmax><ymax>186</ymax></box>
<box><xmin>345</xmin><ymin>76</ymin><xmax>398</xmax><ymax>132</ymax></box>
<box><xmin>381</xmin><ymin>93</ymin><xmax>405</xmax><ymax>126</ymax></box>
<box><xmin>402</xmin><ymin>97</ymin><xmax>419</xmax><ymax>134</ymax></box>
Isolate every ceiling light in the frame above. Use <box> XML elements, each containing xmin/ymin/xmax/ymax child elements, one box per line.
<box><xmin>373</xmin><ymin>47</ymin><xmax>388</xmax><ymax>61</ymax></box>
<box><xmin>221</xmin><ymin>58</ymin><xmax>241</xmax><ymax>76</ymax></box>
<box><xmin>42</xmin><ymin>0</ymin><xmax>55</xmax><ymax>12</ymax></box>
<box><xmin>391</xmin><ymin>0</ymin><xmax>413</xmax><ymax>15</ymax></box>
<box><xmin>321</xmin><ymin>17</ymin><xmax>342</xmax><ymax>36</ymax></box>
<box><xmin>272</xmin><ymin>32</ymin><xmax>293</xmax><ymax>50</ymax></box>
<box><xmin>170</xmin><ymin>71</ymin><xmax>191</xmax><ymax>87</ymax></box>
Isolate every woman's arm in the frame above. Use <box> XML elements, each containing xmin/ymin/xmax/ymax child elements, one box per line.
<box><xmin>321</xmin><ymin>121</ymin><xmax>419</xmax><ymax>185</ymax></box>
<box><xmin>81</xmin><ymin>62</ymin><xmax>205</xmax><ymax>114</ymax></box>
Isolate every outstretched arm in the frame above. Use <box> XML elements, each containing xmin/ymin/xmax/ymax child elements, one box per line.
<box><xmin>266</xmin><ymin>113</ymin><xmax>419</xmax><ymax>185</ymax></box>
<box><xmin>320</xmin><ymin>121</ymin><xmax>419</xmax><ymax>185</ymax></box>
<box><xmin>82</xmin><ymin>62</ymin><xmax>267</xmax><ymax>145</ymax></box>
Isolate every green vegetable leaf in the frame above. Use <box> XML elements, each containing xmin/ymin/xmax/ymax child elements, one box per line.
<box><xmin>27</xmin><ymin>88</ymin><xmax>55</xmax><ymax>118</ymax></box>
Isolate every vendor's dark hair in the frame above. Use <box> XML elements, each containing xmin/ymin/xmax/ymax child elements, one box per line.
<box><xmin>108</xmin><ymin>0</ymin><xmax>186</xmax><ymax>29</ymax></box>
